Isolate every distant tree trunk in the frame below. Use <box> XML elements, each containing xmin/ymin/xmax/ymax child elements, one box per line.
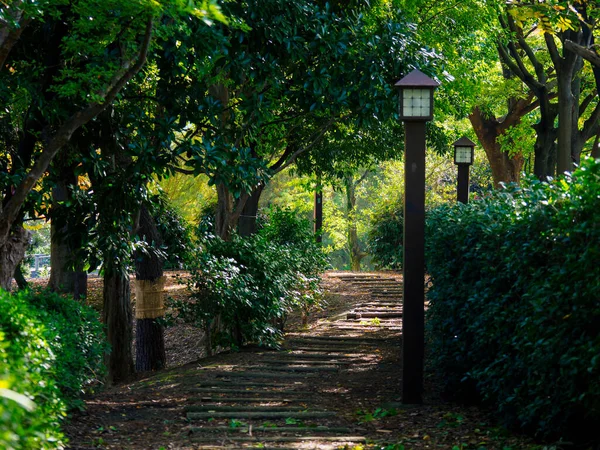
<box><xmin>13</xmin><ymin>264</ymin><xmax>28</xmax><ymax>290</ymax></box>
<box><xmin>48</xmin><ymin>172</ymin><xmax>87</xmax><ymax>299</ymax></box>
<box><xmin>134</xmin><ymin>205</ymin><xmax>166</xmax><ymax>372</ymax></box>
<box><xmin>215</xmin><ymin>182</ymin><xmax>250</xmax><ymax>241</ymax></box>
<box><xmin>469</xmin><ymin>106</ymin><xmax>525</xmax><ymax>187</ymax></box>
<box><xmin>344</xmin><ymin>173</ymin><xmax>367</xmax><ymax>272</ymax></box>
<box><xmin>238</xmin><ymin>184</ymin><xmax>264</xmax><ymax>237</ymax></box>
<box><xmin>0</xmin><ymin>227</ymin><xmax>29</xmax><ymax>290</ymax></box>
<box><xmin>532</xmin><ymin>104</ymin><xmax>558</xmax><ymax>180</ymax></box>
<box><xmin>103</xmin><ymin>263</ymin><xmax>134</xmax><ymax>384</ymax></box>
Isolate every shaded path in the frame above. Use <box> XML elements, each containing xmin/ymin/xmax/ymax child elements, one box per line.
<box><xmin>66</xmin><ymin>272</ymin><xmax>534</xmax><ymax>450</ymax></box>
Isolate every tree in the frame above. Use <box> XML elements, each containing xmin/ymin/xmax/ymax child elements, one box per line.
<box><xmin>157</xmin><ymin>0</ymin><xmax>433</xmax><ymax>240</ymax></box>
<box><xmin>0</xmin><ymin>0</ymin><xmax>157</xmax><ymax>290</ymax></box>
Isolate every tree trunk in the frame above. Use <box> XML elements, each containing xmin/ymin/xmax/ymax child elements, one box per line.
<box><xmin>103</xmin><ymin>265</ymin><xmax>134</xmax><ymax>384</ymax></box>
<box><xmin>215</xmin><ymin>182</ymin><xmax>234</xmax><ymax>240</ymax></box>
<box><xmin>344</xmin><ymin>174</ymin><xmax>366</xmax><ymax>272</ymax></box>
<box><xmin>0</xmin><ymin>227</ymin><xmax>29</xmax><ymax>290</ymax></box>
<box><xmin>469</xmin><ymin>107</ymin><xmax>524</xmax><ymax>187</ymax></box>
<box><xmin>134</xmin><ymin>205</ymin><xmax>166</xmax><ymax>372</ymax></box>
<box><xmin>238</xmin><ymin>185</ymin><xmax>264</xmax><ymax>237</ymax></box>
<box><xmin>48</xmin><ymin>175</ymin><xmax>87</xmax><ymax>299</ymax></box>
<box><xmin>532</xmin><ymin>117</ymin><xmax>558</xmax><ymax>180</ymax></box>
<box><xmin>13</xmin><ymin>264</ymin><xmax>28</xmax><ymax>290</ymax></box>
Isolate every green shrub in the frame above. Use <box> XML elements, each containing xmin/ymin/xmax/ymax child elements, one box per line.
<box><xmin>170</xmin><ymin>207</ymin><xmax>327</xmax><ymax>348</ymax></box>
<box><xmin>0</xmin><ymin>292</ymin><xmax>66</xmax><ymax>449</ymax></box>
<box><xmin>24</xmin><ymin>290</ymin><xmax>108</xmax><ymax>410</ymax></box>
<box><xmin>367</xmin><ymin>200</ymin><xmax>403</xmax><ymax>269</ymax></box>
<box><xmin>425</xmin><ymin>158</ymin><xmax>600</xmax><ymax>443</ymax></box>
<box><xmin>0</xmin><ymin>289</ymin><xmax>108</xmax><ymax>449</ymax></box>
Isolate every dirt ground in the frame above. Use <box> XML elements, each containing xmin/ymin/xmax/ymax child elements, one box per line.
<box><xmin>60</xmin><ymin>272</ymin><xmax>542</xmax><ymax>450</ymax></box>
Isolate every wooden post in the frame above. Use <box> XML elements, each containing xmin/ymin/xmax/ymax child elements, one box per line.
<box><xmin>402</xmin><ymin>120</ymin><xmax>426</xmax><ymax>404</ymax></box>
<box><xmin>457</xmin><ymin>164</ymin><xmax>470</xmax><ymax>204</ymax></box>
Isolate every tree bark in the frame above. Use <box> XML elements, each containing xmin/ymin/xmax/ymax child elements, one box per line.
<box><xmin>103</xmin><ymin>265</ymin><xmax>134</xmax><ymax>384</ymax></box>
<box><xmin>469</xmin><ymin>107</ymin><xmax>525</xmax><ymax>187</ymax></box>
<box><xmin>344</xmin><ymin>174</ymin><xmax>366</xmax><ymax>272</ymax></box>
<box><xmin>13</xmin><ymin>264</ymin><xmax>28</xmax><ymax>290</ymax></box>
<box><xmin>237</xmin><ymin>185</ymin><xmax>264</xmax><ymax>237</ymax></box>
<box><xmin>532</xmin><ymin>113</ymin><xmax>558</xmax><ymax>180</ymax></box>
<box><xmin>134</xmin><ymin>205</ymin><xmax>166</xmax><ymax>372</ymax></box>
<box><xmin>0</xmin><ymin>227</ymin><xmax>29</xmax><ymax>290</ymax></box>
<box><xmin>47</xmin><ymin>172</ymin><xmax>87</xmax><ymax>299</ymax></box>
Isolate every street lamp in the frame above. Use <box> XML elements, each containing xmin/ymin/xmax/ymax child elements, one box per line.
<box><xmin>394</xmin><ymin>69</ymin><xmax>440</xmax><ymax>405</ymax></box>
<box><xmin>453</xmin><ymin>137</ymin><xmax>475</xmax><ymax>204</ymax></box>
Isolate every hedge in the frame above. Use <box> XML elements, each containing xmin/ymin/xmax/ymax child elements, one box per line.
<box><xmin>425</xmin><ymin>158</ymin><xmax>600</xmax><ymax>443</ymax></box>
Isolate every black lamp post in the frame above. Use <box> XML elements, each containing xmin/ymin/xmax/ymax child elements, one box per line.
<box><xmin>453</xmin><ymin>137</ymin><xmax>475</xmax><ymax>204</ymax></box>
<box><xmin>395</xmin><ymin>69</ymin><xmax>440</xmax><ymax>405</ymax></box>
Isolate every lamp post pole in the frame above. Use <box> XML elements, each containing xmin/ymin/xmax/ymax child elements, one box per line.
<box><xmin>402</xmin><ymin>119</ymin><xmax>426</xmax><ymax>404</ymax></box>
<box><xmin>395</xmin><ymin>70</ymin><xmax>440</xmax><ymax>405</ymax></box>
<box><xmin>457</xmin><ymin>165</ymin><xmax>470</xmax><ymax>204</ymax></box>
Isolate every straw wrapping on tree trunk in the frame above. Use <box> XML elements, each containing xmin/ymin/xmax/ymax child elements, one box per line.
<box><xmin>134</xmin><ymin>276</ymin><xmax>166</xmax><ymax>319</ymax></box>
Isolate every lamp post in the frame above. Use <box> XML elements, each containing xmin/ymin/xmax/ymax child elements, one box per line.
<box><xmin>395</xmin><ymin>69</ymin><xmax>440</xmax><ymax>405</ymax></box>
<box><xmin>453</xmin><ymin>137</ymin><xmax>475</xmax><ymax>204</ymax></box>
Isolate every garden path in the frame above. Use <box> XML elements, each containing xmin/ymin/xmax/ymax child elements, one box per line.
<box><xmin>66</xmin><ymin>272</ymin><xmax>534</xmax><ymax>450</ymax></box>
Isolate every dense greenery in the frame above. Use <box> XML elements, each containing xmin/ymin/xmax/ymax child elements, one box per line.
<box><xmin>169</xmin><ymin>208</ymin><xmax>326</xmax><ymax>348</ymax></box>
<box><xmin>425</xmin><ymin>158</ymin><xmax>600</xmax><ymax>442</ymax></box>
<box><xmin>0</xmin><ymin>289</ymin><xmax>106</xmax><ymax>448</ymax></box>
<box><xmin>368</xmin><ymin>200</ymin><xmax>404</xmax><ymax>270</ymax></box>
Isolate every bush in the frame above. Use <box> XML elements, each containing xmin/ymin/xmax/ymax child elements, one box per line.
<box><xmin>367</xmin><ymin>200</ymin><xmax>403</xmax><ymax>269</ymax></box>
<box><xmin>24</xmin><ymin>290</ymin><xmax>108</xmax><ymax>410</ymax></box>
<box><xmin>170</xmin><ymin>207</ymin><xmax>327</xmax><ymax>348</ymax></box>
<box><xmin>0</xmin><ymin>289</ymin><xmax>108</xmax><ymax>449</ymax></box>
<box><xmin>0</xmin><ymin>292</ymin><xmax>66</xmax><ymax>449</ymax></box>
<box><xmin>425</xmin><ymin>158</ymin><xmax>600</xmax><ymax>443</ymax></box>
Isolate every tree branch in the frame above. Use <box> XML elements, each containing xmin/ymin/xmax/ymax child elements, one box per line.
<box><xmin>564</xmin><ymin>39</ymin><xmax>600</xmax><ymax>68</ymax></box>
<box><xmin>582</xmin><ymin>100</ymin><xmax>600</xmax><ymax>143</ymax></box>
<box><xmin>271</xmin><ymin>116</ymin><xmax>337</xmax><ymax>174</ymax></box>
<box><xmin>545</xmin><ymin>33</ymin><xmax>562</xmax><ymax>70</ymax></box>
<box><xmin>0</xmin><ymin>17</ymin><xmax>154</xmax><ymax>243</ymax></box>
<box><xmin>0</xmin><ymin>2</ymin><xmax>30</xmax><ymax>69</ymax></box>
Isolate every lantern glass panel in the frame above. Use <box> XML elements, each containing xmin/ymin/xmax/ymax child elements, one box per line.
<box><xmin>455</xmin><ymin>146</ymin><xmax>473</xmax><ymax>164</ymax></box>
<box><xmin>402</xmin><ymin>88</ymin><xmax>431</xmax><ymax>117</ymax></box>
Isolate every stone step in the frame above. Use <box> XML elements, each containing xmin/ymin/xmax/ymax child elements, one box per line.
<box><xmin>190</xmin><ymin>397</ymin><xmax>314</xmax><ymax>403</ymax></box>
<box><xmin>347</xmin><ymin>312</ymin><xmax>403</xmax><ymax>319</ymax></box>
<box><xmin>259</xmin><ymin>352</ymin><xmax>359</xmax><ymax>359</ymax></box>
<box><xmin>259</xmin><ymin>359</ymin><xmax>350</xmax><ymax>366</ymax></box>
<box><xmin>284</xmin><ymin>335</ymin><xmax>394</xmax><ymax>342</ymax></box>
<box><xmin>190</xmin><ymin>388</ymin><xmax>314</xmax><ymax>395</ymax></box>
<box><xmin>289</xmin><ymin>346</ymin><xmax>368</xmax><ymax>353</ymax></box>
<box><xmin>355</xmin><ymin>303</ymin><xmax>402</xmax><ymax>308</ymax></box>
<box><xmin>287</xmin><ymin>338</ymin><xmax>376</xmax><ymax>346</ymax></box>
<box><xmin>187</xmin><ymin>411</ymin><xmax>336</xmax><ymax>420</ymax></box>
<box><xmin>187</xmin><ymin>426</ymin><xmax>351</xmax><ymax>433</ymax></box>
<box><xmin>209</xmin><ymin>371</ymin><xmax>317</xmax><ymax>379</ymax></box>
<box><xmin>189</xmin><ymin>436</ymin><xmax>366</xmax><ymax>443</ymax></box>
<box><xmin>185</xmin><ymin>405</ymin><xmax>305</xmax><ymax>413</ymax></box>
<box><xmin>193</xmin><ymin>380</ymin><xmax>304</xmax><ymax>388</ymax></box>
<box><xmin>242</xmin><ymin>365</ymin><xmax>340</xmax><ymax>373</ymax></box>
